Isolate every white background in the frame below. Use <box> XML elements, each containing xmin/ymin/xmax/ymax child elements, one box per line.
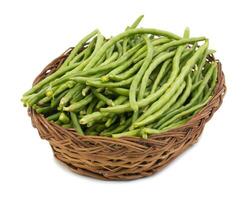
<box><xmin>0</xmin><ymin>0</ymin><xmax>250</xmax><ymax>199</ymax></box>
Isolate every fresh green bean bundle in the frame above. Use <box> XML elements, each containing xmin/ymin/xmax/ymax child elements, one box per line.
<box><xmin>22</xmin><ymin>15</ymin><xmax>218</xmax><ymax>138</ymax></box>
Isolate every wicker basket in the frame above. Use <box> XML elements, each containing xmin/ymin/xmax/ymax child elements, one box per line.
<box><xmin>28</xmin><ymin>48</ymin><xmax>226</xmax><ymax>180</ymax></box>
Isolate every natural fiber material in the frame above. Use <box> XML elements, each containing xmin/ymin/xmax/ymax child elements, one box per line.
<box><xmin>28</xmin><ymin>48</ymin><xmax>226</xmax><ymax>180</ymax></box>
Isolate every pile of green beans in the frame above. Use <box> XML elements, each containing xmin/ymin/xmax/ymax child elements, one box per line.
<box><xmin>22</xmin><ymin>16</ymin><xmax>218</xmax><ymax>138</ymax></box>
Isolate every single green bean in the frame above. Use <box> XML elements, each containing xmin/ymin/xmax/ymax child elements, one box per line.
<box><xmin>83</xmin><ymin>36</ymin><xmax>97</xmax><ymax>60</ymax></box>
<box><xmin>108</xmin><ymin>59</ymin><xmax>144</xmax><ymax>81</ymax></box>
<box><xmin>36</xmin><ymin>106</ymin><xmax>53</xmax><ymax>114</ymax></box>
<box><xmin>63</xmin><ymin>93</ymin><xmax>93</xmax><ymax>112</ymax></box>
<box><xmin>59</xmin><ymin>112</ymin><xmax>70</xmax><ymax>124</ymax></box>
<box><xmin>79</xmin><ymin>112</ymin><xmax>103</xmax><ymax>125</ymax></box>
<box><xmin>115</xmin><ymin>42</ymin><xmax>123</xmax><ymax>57</ymax></box>
<box><xmin>92</xmin><ymin>89</ymin><xmax>114</xmax><ymax>106</ymax></box>
<box><xmin>150</xmin><ymin>59</ymin><xmax>171</xmax><ymax>94</ymax></box>
<box><xmin>82</xmin><ymin>86</ymin><xmax>91</xmax><ymax>96</ymax></box>
<box><xmin>108</xmin><ymin>88</ymin><xmax>129</xmax><ymax>96</ymax></box>
<box><xmin>96</xmin><ymin>100</ymin><xmax>106</xmax><ymax>109</ymax></box>
<box><xmin>105</xmin><ymin>116</ymin><xmax>118</xmax><ymax>127</ymax></box>
<box><xmin>129</xmin><ymin>35</ymin><xmax>154</xmax><ymax>113</ymax></box>
<box><xmin>112</xmin><ymin>129</ymin><xmax>140</xmax><ymax>138</ymax></box>
<box><xmin>86</xmin><ymin>77</ymin><xmax>133</xmax><ymax>88</ymax></box>
<box><xmin>46</xmin><ymin>112</ymin><xmax>60</xmax><ymax>121</ymax></box>
<box><xmin>70</xmin><ymin>112</ymin><xmax>84</xmax><ymax>135</ymax></box>
<box><xmin>86</xmin><ymin>98</ymin><xmax>98</xmax><ymax>114</ymax></box>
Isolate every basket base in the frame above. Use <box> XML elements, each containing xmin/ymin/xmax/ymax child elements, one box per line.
<box><xmin>51</xmin><ymin>140</ymin><xmax>196</xmax><ymax>181</ymax></box>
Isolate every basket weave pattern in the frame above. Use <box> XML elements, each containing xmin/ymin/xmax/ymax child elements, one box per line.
<box><xmin>29</xmin><ymin>48</ymin><xmax>226</xmax><ymax>180</ymax></box>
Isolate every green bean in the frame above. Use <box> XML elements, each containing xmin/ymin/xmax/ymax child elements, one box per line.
<box><xmin>150</xmin><ymin>59</ymin><xmax>171</xmax><ymax>94</ymax></box>
<box><xmin>86</xmin><ymin>77</ymin><xmax>133</xmax><ymax>88</ymax></box>
<box><xmin>46</xmin><ymin>112</ymin><xmax>60</xmax><ymax>121</ymax></box>
<box><xmin>106</xmin><ymin>44</ymin><xmax>115</xmax><ymax>59</ymax></box>
<box><xmin>204</xmin><ymin>64</ymin><xmax>218</xmax><ymax>100</ymax></box>
<box><xmin>82</xmin><ymin>32</ymin><xmax>105</xmax><ymax>71</ymax></box>
<box><xmin>83</xmin><ymin>36</ymin><xmax>97</xmax><ymax>60</ymax></box>
<box><xmin>98</xmin><ymin>52</ymin><xmax>119</xmax><ymax>67</ymax></box>
<box><xmin>137</xmin><ymin>38</ymin><xmax>206</xmax><ymax>122</ymax></box>
<box><xmin>70</xmin><ymin>112</ymin><xmax>84</xmax><ymax>135</ymax></box>
<box><xmin>92</xmin><ymin>89</ymin><xmax>114</xmax><ymax>106</ymax></box>
<box><xmin>79</xmin><ymin>112</ymin><xmax>103</xmax><ymax>125</ymax></box>
<box><xmin>100</xmin><ymin>40</ymin><xmax>208</xmax><ymax>114</ymax></box>
<box><xmin>38</xmin><ymin>96</ymin><xmax>52</xmax><ymax>106</ymax></box>
<box><xmin>101</xmin><ymin>118</ymin><xmax>132</xmax><ymax>136</ymax></box>
<box><xmin>133</xmin><ymin>82</ymin><xmax>186</xmax><ymax>128</ymax></box>
<box><xmin>122</xmin><ymin>15</ymin><xmax>144</xmax><ymax>53</ymax></box>
<box><xmin>102</xmin><ymin>60</ymin><xmax>133</xmax><ymax>80</ymax></box>
<box><xmin>143</xmin><ymin>118</ymin><xmax>189</xmax><ymax>135</ymax></box>
<box><xmin>62</xmin><ymin>123</ymin><xmax>73</xmax><ymax>128</ymax></box>
<box><xmin>86</xmin><ymin>98</ymin><xmax>98</xmax><ymax>114</ymax></box>
<box><xmin>70</xmin><ymin>92</ymin><xmax>83</xmax><ymax>104</ymax></box>
<box><xmin>69</xmin><ymin>77</ymin><xmax>99</xmax><ymax>84</ymax></box>
<box><xmin>138</xmin><ymin>51</ymin><xmax>175</xmax><ymax>100</ymax></box>
<box><xmin>160</xmin><ymin>96</ymin><xmax>212</xmax><ymax>128</ymax></box>
<box><xmin>108</xmin><ymin>88</ymin><xmax>129</xmax><ymax>96</ymax></box>
<box><xmin>115</xmin><ymin>42</ymin><xmax>123</xmax><ymax>57</ymax></box>
<box><xmin>191</xmin><ymin>80</ymin><xmax>203</xmax><ymax>91</ymax></box>
<box><xmin>59</xmin><ymin>112</ymin><xmax>70</xmax><ymax>124</ymax></box>
<box><xmin>59</xmin><ymin>83</ymin><xmax>83</xmax><ymax>107</ymax></box>
<box><xmin>82</xmin><ymin>86</ymin><xmax>91</xmax><ymax>96</ymax></box>
<box><xmin>51</xmin><ymin>90</ymin><xmax>68</xmax><ymax>108</ymax></box>
<box><xmin>135</xmin><ymin>29</ymin><xmax>189</xmax><ymax>119</ymax></box>
<box><xmin>81</xmin><ymin>42</ymin><xmax>143</xmax><ymax>76</ymax></box>
<box><xmin>154</xmin><ymin>75</ymin><xmax>192</xmax><ymax>128</ymax></box>
<box><xmin>105</xmin><ymin>116</ymin><xmax>118</xmax><ymax>127</ymax></box>
<box><xmin>63</xmin><ymin>93</ymin><xmax>93</xmax><ymax>112</ymax></box>
<box><xmin>194</xmin><ymin>49</ymin><xmax>209</xmax><ymax>82</ymax></box>
<box><xmin>133</xmin><ymin>37</ymin><xmax>205</xmax><ymax>64</ymax></box>
<box><xmin>53</xmin><ymin>81</ymin><xmax>76</xmax><ymax>96</ymax></box>
<box><xmin>96</xmin><ymin>100</ymin><xmax>106</xmax><ymax>109</ymax></box>
<box><xmin>84</xmin><ymin>28</ymin><xmax>181</xmax><ymax>71</ymax></box>
<box><xmin>129</xmin><ymin>35</ymin><xmax>153</xmax><ymax>113</ymax></box>
<box><xmin>36</xmin><ymin>106</ymin><xmax>53</xmax><ymax>114</ymax></box>
<box><xmin>158</xmin><ymin>62</ymin><xmax>215</xmax><ymax>129</ymax></box>
<box><xmin>169</xmin><ymin>75</ymin><xmax>192</xmax><ymax>111</ymax></box>
<box><xmin>79</xmin><ymin>110</ymin><xmax>87</xmax><ymax>115</ymax></box>
<box><xmin>26</xmin><ymin>86</ymin><xmax>48</xmax><ymax>106</ymax></box>
<box><xmin>130</xmin><ymin>15</ymin><xmax>144</xmax><ymax>29</ymax></box>
<box><xmin>114</xmin><ymin>95</ymin><xmax>128</xmax><ymax>105</ymax></box>
<box><xmin>131</xmin><ymin>37</ymin><xmax>170</xmax><ymax>62</ymax></box>
<box><xmin>69</xmin><ymin>48</ymin><xmax>87</xmax><ymax>65</ymax></box>
<box><xmin>108</xmin><ymin>60</ymin><xmax>144</xmax><ymax>81</ymax></box>
<box><xmin>119</xmin><ymin>114</ymin><xmax>126</xmax><ymax>125</ymax></box>
<box><xmin>112</xmin><ymin>129</ymin><xmax>140</xmax><ymax>138</ymax></box>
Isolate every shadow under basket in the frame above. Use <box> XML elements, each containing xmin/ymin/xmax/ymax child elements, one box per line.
<box><xmin>28</xmin><ymin>48</ymin><xmax>226</xmax><ymax>181</ymax></box>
